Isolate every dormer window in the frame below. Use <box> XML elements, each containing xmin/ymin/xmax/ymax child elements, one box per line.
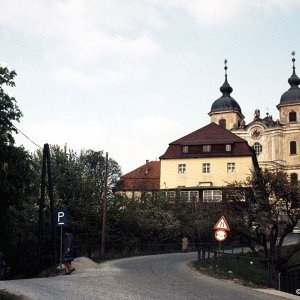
<box><xmin>182</xmin><ymin>145</ymin><xmax>189</xmax><ymax>153</ymax></box>
<box><xmin>203</xmin><ymin>145</ymin><xmax>211</xmax><ymax>152</ymax></box>
<box><xmin>289</xmin><ymin>111</ymin><xmax>297</xmax><ymax>122</ymax></box>
<box><xmin>225</xmin><ymin>144</ymin><xmax>232</xmax><ymax>152</ymax></box>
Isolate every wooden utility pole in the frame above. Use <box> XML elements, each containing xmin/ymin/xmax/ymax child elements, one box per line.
<box><xmin>101</xmin><ymin>152</ymin><xmax>108</xmax><ymax>255</ymax></box>
<box><xmin>37</xmin><ymin>143</ymin><xmax>57</xmax><ymax>273</ymax></box>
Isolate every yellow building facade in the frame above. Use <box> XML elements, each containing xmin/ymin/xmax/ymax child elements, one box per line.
<box><xmin>160</xmin><ymin>156</ymin><xmax>254</xmax><ymax>189</ymax></box>
<box><xmin>159</xmin><ymin>122</ymin><xmax>257</xmax><ymax>202</ymax></box>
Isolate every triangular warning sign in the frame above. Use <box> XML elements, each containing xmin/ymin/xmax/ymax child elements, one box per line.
<box><xmin>214</xmin><ymin>216</ymin><xmax>230</xmax><ymax>231</ymax></box>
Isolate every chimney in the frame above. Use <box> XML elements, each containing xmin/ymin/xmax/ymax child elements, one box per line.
<box><xmin>145</xmin><ymin>160</ymin><xmax>149</xmax><ymax>175</ymax></box>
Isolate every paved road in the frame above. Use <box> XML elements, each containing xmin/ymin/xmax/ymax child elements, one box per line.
<box><xmin>0</xmin><ymin>252</ymin><xmax>294</xmax><ymax>300</ymax></box>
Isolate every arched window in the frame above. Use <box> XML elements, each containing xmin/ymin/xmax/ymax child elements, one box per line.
<box><xmin>291</xmin><ymin>173</ymin><xmax>298</xmax><ymax>185</ymax></box>
<box><xmin>289</xmin><ymin>111</ymin><xmax>297</xmax><ymax>122</ymax></box>
<box><xmin>219</xmin><ymin>119</ymin><xmax>226</xmax><ymax>129</ymax></box>
<box><xmin>290</xmin><ymin>141</ymin><xmax>297</xmax><ymax>155</ymax></box>
<box><xmin>253</xmin><ymin>142</ymin><xmax>262</xmax><ymax>156</ymax></box>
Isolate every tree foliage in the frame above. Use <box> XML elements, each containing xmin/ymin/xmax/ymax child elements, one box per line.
<box><xmin>32</xmin><ymin>146</ymin><xmax>122</xmax><ymax>247</ymax></box>
<box><xmin>223</xmin><ymin>169</ymin><xmax>300</xmax><ymax>288</ymax></box>
<box><xmin>0</xmin><ymin>145</ymin><xmax>39</xmax><ymax>276</ymax></box>
<box><xmin>0</xmin><ymin>65</ymin><xmax>22</xmax><ymax>145</ymax></box>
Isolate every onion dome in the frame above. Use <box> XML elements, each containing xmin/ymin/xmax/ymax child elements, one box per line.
<box><xmin>279</xmin><ymin>51</ymin><xmax>300</xmax><ymax>106</ymax></box>
<box><xmin>209</xmin><ymin>59</ymin><xmax>242</xmax><ymax>114</ymax></box>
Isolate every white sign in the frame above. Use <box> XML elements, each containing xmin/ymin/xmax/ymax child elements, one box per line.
<box><xmin>214</xmin><ymin>216</ymin><xmax>230</xmax><ymax>231</ymax></box>
<box><xmin>215</xmin><ymin>229</ymin><xmax>227</xmax><ymax>242</ymax></box>
<box><xmin>58</xmin><ymin>212</ymin><xmax>65</xmax><ymax>225</ymax></box>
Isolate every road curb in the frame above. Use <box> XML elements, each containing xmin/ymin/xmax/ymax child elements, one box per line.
<box><xmin>255</xmin><ymin>288</ymin><xmax>299</xmax><ymax>299</ymax></box>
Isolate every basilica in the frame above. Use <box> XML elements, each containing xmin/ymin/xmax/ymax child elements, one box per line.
<box><xmin>118</xmin><ymin>54</ymin><xmax>300</xmax><ymax>200</ymax></box>
<box><xmin>210</xmin><ymin>53</ymin><xmax>300</xmax><ymax>183</ymax></box>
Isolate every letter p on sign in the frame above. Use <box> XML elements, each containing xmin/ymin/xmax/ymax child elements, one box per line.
<box><xmin>58</xmin><ymin>211</ymin><xmax>65</xmax><ymax>225</ymax></box>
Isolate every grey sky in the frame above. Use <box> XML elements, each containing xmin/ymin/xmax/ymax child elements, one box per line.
<box><xmin>1</xmin><ymin>0</ymin><xmax>300</xmax><ymax>173</ymax></box>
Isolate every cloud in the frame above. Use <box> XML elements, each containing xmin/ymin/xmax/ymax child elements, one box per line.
<box><xmin>146</xmin><ymin>0</ymin><xmax>300</xmax><ymax>26</ymax></box>
<box><xmin>0</xmin><ymin>0</ymin><xmax>163</xmax><ymax>65</ymax></box>
<box><xmin>14</xmin><ymin>115</ymin><xmax>184</xmax><ymax>173</ymax></box>
<box><xmin>55</xmin><ymin>66</ymin><xmax>148</xmax><ymax>86</ymax></box>
<box><xmin>132</xmin><ymin>116</ymin><xmax>183</xmax><ymax>137</ymax></box>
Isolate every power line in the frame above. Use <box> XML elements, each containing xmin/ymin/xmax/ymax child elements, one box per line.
<box><xmin>12</xmin><ymin>124</ymin><xmax>43</xmax><ymax>149</ymax></box>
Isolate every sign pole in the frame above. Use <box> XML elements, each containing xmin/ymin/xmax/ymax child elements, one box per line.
<box><xmin>59</xmin><ymin>226</ymin><xmax>63</xmax><ymax>270</ymax></box>
<box><xmin>219</xmin><ymin>241</ymin><xmax>222</xmax><ymax>266</ymax></box>
<box><xmin>56</xmin><ymin>210</ymin><xmax>68</xmax><ymax>270</ymax></box>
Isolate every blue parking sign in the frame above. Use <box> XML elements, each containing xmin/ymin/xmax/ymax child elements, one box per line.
<box><xmin>57</xmin><ymin>210</ymin><xmax>68</xmax><ymax>226</ymax></box>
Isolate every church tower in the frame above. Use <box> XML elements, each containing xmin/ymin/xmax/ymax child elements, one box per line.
<box><xmin>208</xmin><ymin>60</ymin><xmax>245</xmax><ymax>130</ymax></box>
<box><xmin>277</xmin><ymin>51</ymin><xmax>300</xmax><ymax>124</ymax></box>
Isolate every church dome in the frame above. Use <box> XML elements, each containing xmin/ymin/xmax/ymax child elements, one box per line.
<box><xmin>209</xmin><ymin>60</ymin><xmax>242</xmax><ymax>115</ymax></box>
<box><xmin>210</xmin><ymin>96</ymin><xmax>242</xmax><ymax>113</ymax></box>
<box><xmin>279</xmin><ymin>52</ymin><xmax>300</xmax><ymax>106</ymax></box>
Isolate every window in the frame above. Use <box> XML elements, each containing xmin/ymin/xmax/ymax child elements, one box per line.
<box><xmin>203</xmin><ymin>190</ymin><xmax>222</xmax><ymax>202</ymax></box>
<box><xmin>291</xmin><ymin>173</ymin><xmax>298</xmax><ymax>185</ymax></box>
<box><xmin>182</xmin><ymin>145</ymin><xmax>189</xmax><ymax>153</ymax></box>
<box><xmin>290</xmin><ymin>141</ymin><xmax>297</xmax><ymax>155</ymax></box>
<box><xmin>253</xmin><ymin>142</ymin><xmax>262</xmax><ymax>155</ymax></box>
<box><xmin>180</xmin><ymin>191</ymin><xmax>199</xmax><ymax>202</ymax></box>
<box><xmin>289</xmin><ymin>111</ymin><xmax>297</xmax><ymax>122</ymax></box>
<box><xmin>203</xmin><ymin>145</ymin><xmax>211</xmax><ymax>152</ymax></box>
<box><xmin>226</xmin><ymin>144</ymin><xmax>232</xmax><ymax>152</ymax></box>
<box><xmin>219</xmin><ymin>119</ymin><xmax>226</xmax><ymax>129</ymax></box>
<box><xmin>227</xmin><ymin>162</ymin><xmax>235</xmax><ymax>172</ymax></box>
<box><xmin>165</xmin><ymin>191</ymin><xmax>176</xmax><ymax>201</ymax></box>
<box><xmin>178</xmin><ymin>164</ymin><xmax>186</xmax><ymax>174</ymax></box>
<box><xmin>202</xmin><ymin>163</ymin><xmax>210</xmax><ymax>173</ymax></box>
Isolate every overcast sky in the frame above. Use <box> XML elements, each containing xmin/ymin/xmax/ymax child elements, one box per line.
<box><xmin>1</xmin><ymin>0</ymin><xmax>300</xmax><ymax>174</ymax></box>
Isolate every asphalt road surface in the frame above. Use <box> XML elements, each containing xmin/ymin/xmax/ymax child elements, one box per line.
<box><xmin>0</xmin><ymin>252</ymin><xmax>295</xmax><ymax>300</ymax></box>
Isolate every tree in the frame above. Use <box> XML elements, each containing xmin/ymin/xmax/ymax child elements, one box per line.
<box><xmin>0</xmin><ymin>64</ymin><xmax>22</xmax><ymax>145</ymax></box>
<box><xmin>0</xmin><ymin>64</ymin><xmax>40</xmax><ymax>277</ymax></box>
<box><xmin>224</xmin><ymin>169</ymin><xmax>300</xmax><ymax>288</ymax></box>
<box><xmin>32</xmin><ymin>146</ymin><xmax>122</xmax><ymax>246</ymax></box>
<box><xmin>0</xmin><ymin>144</ymin><xmax>39</xmax><ymax>277</ymax></box>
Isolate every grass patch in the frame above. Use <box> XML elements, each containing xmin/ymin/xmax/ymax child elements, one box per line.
<box><xmin>192</xmin><ymin>252</ymin><xmax>269</xmax><ymax>288</ymax></box>
<box><xmin>0</xmin><ymin>290</ymin><xmax>23</xmax><ymax>300</ymax></box>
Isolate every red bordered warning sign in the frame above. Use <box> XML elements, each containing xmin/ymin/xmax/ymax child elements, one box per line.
<box><xmin>214</xmin><ymin>216</ymin><xmax>230</xmax><ymax>231</ymax></box>
<box><xmin>215</xmin><ymin>229</ymin><xmax>227</xmax><ymax>242</ymax></box>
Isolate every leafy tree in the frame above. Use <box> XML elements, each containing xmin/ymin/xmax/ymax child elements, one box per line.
<box><xmin>32</xmin><ymin>146</ymin><xmax>122</xmax><ymax>247</ymax></box>
<box><xmin>0</xmin><ymin>145</ymin><xmax>39</xmax><ymax>277</ymax></box>
<box><xmin>0</xmin><ymin>64</ymin><xmax>40</xmax><ymax>276</ymax></box>
<box><xmin>0</xmin><ymin>64</ymin><xmax>22</xmax><ymax>145</ymax></box>
<box><xmin>107</xmin><ymin>195</ymin><xmax>180</xmax><ymax>251</ymax></box>
<box><xmin>224</xmin><ymin>169</ymin><xmax>300</xmax><ymax>288</ymax></box>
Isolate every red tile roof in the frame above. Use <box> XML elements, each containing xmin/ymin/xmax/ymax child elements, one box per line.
<box><xmin>117</xmin><ymin>161</ymin><xmax>160</xmax><ymax>191</ymax></box>
<box><xmin>160</xmin><ymin>122</ymin><xmax>255</xmax><ymax>159</ymax></box>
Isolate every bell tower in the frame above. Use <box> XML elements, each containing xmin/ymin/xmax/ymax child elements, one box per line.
<box><xmin>208</xmin><ymin>60</ymin><xmax>245</xmax><ymax>130</ymax></box>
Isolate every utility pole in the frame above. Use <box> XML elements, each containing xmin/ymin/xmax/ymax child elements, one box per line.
<box><xmin>37</xmin><ymin>144</ymin><xmax>57</xmax><ymax>273</ymax></box>
<box><xmin>101</xmin><ymin>152</ymin><xmax>108</xmax><ymax>255</ymax></box>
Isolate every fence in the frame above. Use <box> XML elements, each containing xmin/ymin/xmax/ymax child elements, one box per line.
<box><xmin>74</xmin><ymin>241</ymin><xmax>245</xmax><ymax>260</ymax></box>
<box><xmin>279</xmin><ymin>265</ymin><xmax>300</xmax><ymax>295</ymax></box>
<box><xmin>197</xmin><ymin>247</ymin><xmax>270</xmax><ymax>287</ymax></box>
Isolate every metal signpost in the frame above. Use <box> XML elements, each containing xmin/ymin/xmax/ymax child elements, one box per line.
<box><xmin>57</xmin><ymin>210</ymin><xmax>68</xmax><ymax>269</ymax></box>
